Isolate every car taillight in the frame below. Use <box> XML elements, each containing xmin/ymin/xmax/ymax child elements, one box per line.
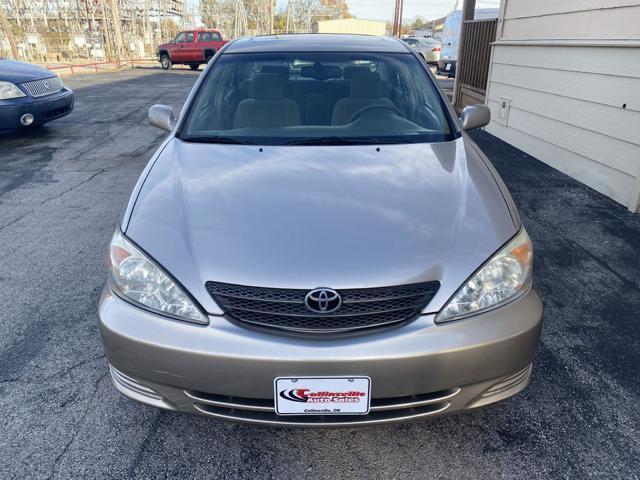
<box><xmin>432</xmin><ymin>47</ymin><xmax>441</xmax><ymax>52</ymax></box>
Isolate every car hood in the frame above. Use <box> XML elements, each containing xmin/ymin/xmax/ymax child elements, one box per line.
<box><xmin>0</xmin><ymin>59</ymin><xmax>56</xmax><ymax>83</ymax></box>
<box><xmin>126</xmin><ymin>137</ymin><xmax>517</xmax><ymax>315</ymax></box>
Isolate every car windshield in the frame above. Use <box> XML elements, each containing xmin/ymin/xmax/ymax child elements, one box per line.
<box><xmin>179</xmin><ymin>52</ymin><xmax>457</xmax><ymax>145</ymax></box>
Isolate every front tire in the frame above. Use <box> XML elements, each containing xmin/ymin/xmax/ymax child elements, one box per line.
<box><xmin>189</xmin><ymin>63</ymin><xmax>200</xmax><ymax>71</ymax></box>
<box><xmin>160</xmin><ymin>54</ymin><xmax>172</xmax><ymax>70</ymax></box>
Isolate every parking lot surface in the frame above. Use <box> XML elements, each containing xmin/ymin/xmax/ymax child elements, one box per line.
<box><xmin>1</xmin><ymin>69</ymin><xmax>638</xmax><ymax>479</ymax></box>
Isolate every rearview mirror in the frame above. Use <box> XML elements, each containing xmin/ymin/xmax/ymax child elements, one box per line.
<box><xmin>149</xmin><ymin>104</ymin><xmax>176</xmax><ymax>132</ymax></box>
<box><xmin>460</xmin><ymin>105</ymin><xmax>490</xmax><ymax>130</ymax></box>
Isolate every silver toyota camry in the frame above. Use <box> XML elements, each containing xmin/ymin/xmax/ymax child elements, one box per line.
<box><xmin>99</xmin><ymin>34</ymin><xmax>543</xmax><ymax>426</ymax></box>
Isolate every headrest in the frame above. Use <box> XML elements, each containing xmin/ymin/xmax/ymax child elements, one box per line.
<box><xmin>260</xmin><ymin>65</ymin><xmax>290</xmax><ymax>80</ymax></box>
<box><xmin>350</xmin><ymin>71</ymin><xmax>383</xmax><ymax>99</ymax></box>
<box><xmin>252</xmin><ymin>73</ymin><xmax>283</xmax><ymax>100</ymax></box>
<box><xmin>343</xmin><ymin>66</ymin><xmax>371</xmax><ymax>80</ymax></box>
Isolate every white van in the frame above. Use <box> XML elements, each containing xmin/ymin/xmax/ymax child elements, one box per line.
<box><xmin>437</xmin><ymin>8</ymin><xmax>499</xmax><ymax>77</ymax></box>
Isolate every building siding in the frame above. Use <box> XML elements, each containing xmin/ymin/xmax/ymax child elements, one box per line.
<box><xmin>485</xmin><ymin>0</ymin><xmax>640</xmax><ymax>212</ymax></box>
<box><xmin>312</xmin><ymin>19</ymin><xmax>387</xmax><ymax>36</ymax></box>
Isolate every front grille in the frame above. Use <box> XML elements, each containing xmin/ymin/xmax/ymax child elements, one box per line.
<box><xmin>185</xmin><ymin>387</ymin><xmax>459</xmax><ymax>426</ymax></box>
<box><xmin>205</xmin><ymin>281</ymin><xmax>440</xmax><ymax>333</ymax></box>
<box><xmin>20</xmin><ymin>76</ymin><xmax>63</xmax><ymax>98</ymax></box>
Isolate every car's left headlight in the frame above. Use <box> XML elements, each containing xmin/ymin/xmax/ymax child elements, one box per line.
<box><xmin>108</xmin><ymin>229</ymin><xmax>208</xmax><ymax>324</ymax></box>
<box><xmin>436</xmin><ymin>228</ymin><xmax>533</xmax><ymax>323</ymax></box>
<box><xmin>0</xmin><ymin>81</ymin><xmax>26</xmax><ymax>100</ymax></box>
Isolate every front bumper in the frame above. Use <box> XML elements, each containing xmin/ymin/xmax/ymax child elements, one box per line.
<box><xmin>0</xmin><ymin>88</ymin><xmax>74</xmax><ymax>131</ymax></box>
<box><xmin>99</xmin><ymin>287</ymin><xmax>543</xmax><ymax>426</ymax></box>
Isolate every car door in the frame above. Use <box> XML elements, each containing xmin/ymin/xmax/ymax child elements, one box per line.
<box><xmin>182</xmin><ymin>31</ymin><xmax>196</xmax><ymax>62</ymax></box>
<box><xmin>212</xmin><ymin>31</ymin><xmax>225</xmax><ymax>51</ymax></box>
<box><xmin>197</xmin><ymin>31</ymin><xmax>213</xmax><ymax>61</ymax></box>
<box><xmin>171</xmin><ymin>32</ymin><xmax>186</xmax><ymax>61</ymax></box>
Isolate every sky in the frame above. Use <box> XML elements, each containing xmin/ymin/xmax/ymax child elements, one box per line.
<box><xmin>277</xmin><ymin>0</ymin><xmax>501</xmax><ymax>22</ymax></box>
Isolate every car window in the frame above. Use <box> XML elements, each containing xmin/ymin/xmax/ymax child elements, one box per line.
<box><xmin>213</xmin><ymin>32</ymin><xmax>222</xmax><ymax>42</ymax></box>
<box><xmin>180</xmin><ymin>52</ymin><xmax>457</xmax><ymax>146</ymax></box>
<box><xmin>198</xmin><ymin>32</ymin><xmax>213</xmax><ymax>42</ymax></box>
<box><xmin>185</xmin><ymin>32</ymin><xmax>194</xmax><ymax>43</ymax></box>
<box><xmin>174</xmin><ymin>32</ymin><xmax>185</xmax><ymax>43</ymax></box>
<box><xmin>404</xmin><ymin>39</ymin><xmax>418</xmax><ymax>47</ymax></box>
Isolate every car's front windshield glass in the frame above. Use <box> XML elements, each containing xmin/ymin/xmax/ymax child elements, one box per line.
<box><xmin>179</xmin><ymin>51</ymin><xmax>457</xmax><ymax>146</ymax></box>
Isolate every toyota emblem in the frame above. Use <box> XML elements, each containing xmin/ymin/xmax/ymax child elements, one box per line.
<box><xmin>304</xmin><ymin>288</ymin><xmax>342</xmax><ymax>314</ymax></box>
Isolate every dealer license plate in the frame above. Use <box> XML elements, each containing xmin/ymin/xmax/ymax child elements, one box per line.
<box><xmin>274</xmin><ymin>377</ymin><xmax>371</xmax><ymax>415</ymax></box>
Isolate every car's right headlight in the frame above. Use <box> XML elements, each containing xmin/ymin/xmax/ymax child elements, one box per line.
<box><xmin>436</xmin><ymin>228</ymin><xmax>533</xmax><ymax>323</ymax></box>
<box><xmin>108</xmin><ymin>229</ymin><xmax>208</xmax><ymax>324</ymax></box>
<box><xmin>0</xmin><ymin>81</ymin><xmax>27</xmax><ymax>100</ymax></box>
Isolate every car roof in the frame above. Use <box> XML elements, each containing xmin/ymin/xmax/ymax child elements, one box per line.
<box><xmin>224</xmin><ymin>34</ymin><xmax>411</xmax><ymax>54</ymax></box>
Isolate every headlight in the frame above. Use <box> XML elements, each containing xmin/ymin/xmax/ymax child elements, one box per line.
<box><xmin>109</xmin><ymin>230</ymin><xmax>208</xmax><ymax>324</ymax></box>
<box><xmin>0</xmin><ymin>81</ymin><xmax>26</xmax><ymax>100</ymax></box>
<box><xmin>436</xmin><ymin>228</ymin><xmax>533</xmax><ymax>323</ymax></box>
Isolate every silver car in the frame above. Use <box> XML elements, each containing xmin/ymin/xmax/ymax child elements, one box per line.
<box><xmin>99</xmin><ymin>34</ymin><xmax>542</xmax><ymax>426</ymax></box>
<box><xmin>403</xmin><ymin>37</ymin><xmax>442</xmax><ymax>64</ymax></box>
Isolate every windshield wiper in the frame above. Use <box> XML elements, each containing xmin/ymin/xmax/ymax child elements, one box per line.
<box><xmin>182</xmin><ymin>136</ymin><xmax>254</xmax><ymax>145</ymax></box>
<box><xmin>286</xmin><ymin>136</ymin><xmax>384</xmax><ymax>146</ymax></box>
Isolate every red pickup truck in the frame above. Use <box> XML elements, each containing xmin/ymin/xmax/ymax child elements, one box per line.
<box><xmin>157</xmin><ymin>29</ymin><xmax>227</xmax><ymax>71</ymax></box>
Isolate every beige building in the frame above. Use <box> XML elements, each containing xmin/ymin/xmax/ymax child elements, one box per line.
<box><xmin>484</xmin><ymin>0</ymin><xmax>640</xmax><ymax>212</ymax></box>
<box><xmin>312</xmin><ymin>18</ymin><xmax>387</xmax><ymax>36</ymax></box>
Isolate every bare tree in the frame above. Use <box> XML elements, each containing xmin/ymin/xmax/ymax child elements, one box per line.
<box><xmin>0</xmin><ymin>4</ymin><xmax>20</xmax><ymax>59</ymax></box>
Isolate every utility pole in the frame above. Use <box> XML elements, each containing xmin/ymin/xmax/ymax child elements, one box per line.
<box><xmin>453</xmin><ymin>0</ymin><xmax>476</xmax><ymax>107</ymax></box>
<box><xmin>392</xmin><ymin>0</ymin><xmax>404</xmax><ymax>37</ymax></box>
<box><xmin>398</xmin><ymin>0</ymin><xmax>404</xmax><ymax>36</ymax></box>
<box><xmin>0</xmin><ymin>5</ymin><xmax>19</xmax><ymax>60</ymax></box>
<box><xmin>100</xmin><ymin>0</ymin><xmax>113</xmax><ymax>60</ymax></box>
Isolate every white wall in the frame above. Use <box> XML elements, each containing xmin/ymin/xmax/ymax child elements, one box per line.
<box><xmin>313</xmin><ymin>19</ymin><xmax>387</xmax><ymax>36</ymax></box>
<box><xmin>485</xmin><ymin>0</ymin><xmax>640</xmax><ymax>212</ymax></box>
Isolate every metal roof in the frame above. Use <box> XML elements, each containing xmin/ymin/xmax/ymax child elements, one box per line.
<box><xmin>224</xmin><ymin>34</ymin><xmax>411</xmax><ymax>54</ymax></box>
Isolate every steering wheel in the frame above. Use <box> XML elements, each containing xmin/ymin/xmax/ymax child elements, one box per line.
<box><xmin>349</xmin><ymin>104</ymin><xmax>404</xmax><ymax>123</ymax></box>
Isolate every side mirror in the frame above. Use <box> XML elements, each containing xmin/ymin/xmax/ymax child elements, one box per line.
<box><xmin>149</xmin><ymin>104</ymin><xmax>176</xmax><ymax>132</ymax></box>
<box><xmin>460</xmin><ymin>105</ymin><xmax>490</xmax><ymax>130</ymax></box>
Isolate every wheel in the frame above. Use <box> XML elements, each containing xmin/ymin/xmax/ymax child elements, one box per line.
<box><xmin>189</xmin><ymin>63</ymin><xmax>200</xmax><ymax>71</ymax></box>
<box><xmin>160</xmin><ymin>54</ymin><xmax>172</xmax><ymax>70</ymax></box>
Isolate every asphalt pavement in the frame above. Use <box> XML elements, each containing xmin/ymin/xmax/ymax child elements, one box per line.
<box><xmin>1</xmin><ymin>68</ymin><xmax>638</xmax><ymax>479</ymax></box>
